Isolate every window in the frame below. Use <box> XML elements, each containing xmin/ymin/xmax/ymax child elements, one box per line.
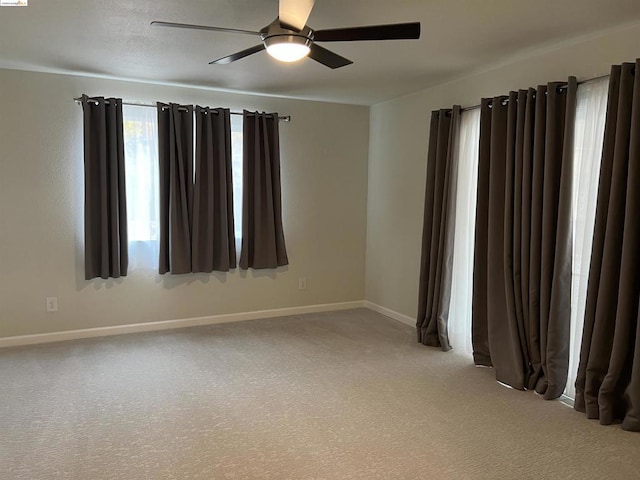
<box><xmin>122</xmin><ymin>105</ymin><xmax>243</xmax><ymax>271</ymax></box>
<box><xmin>231</xmin><ymin>114</ymin><xmax>243</xmax><ymax>246</ymax></box>
<box><xmin>123</xmin><ymin>105</ymin><xmax>160</xmax><ymax>271</ymax></box>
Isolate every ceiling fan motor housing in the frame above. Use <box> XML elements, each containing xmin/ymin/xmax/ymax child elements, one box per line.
<box><xmin>261</xmin><ymin>18</ymin><xmax>314</xmax><ymax>50</ymax></box>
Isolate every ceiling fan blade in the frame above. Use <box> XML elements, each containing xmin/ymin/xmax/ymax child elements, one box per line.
<box><xmin>151</xmin><ymin>21</ymin><xmax>260</xmax><ymax>36</ymax></box>
<box><xmin>210</xmin><ymin>44</ymin><xmax>266</xmax><ymax>65</ymax></box>
<box><xmin>279</xmin><ymin>0</ymin><xmax>315</xmax><ymax>31</ymax></box>
<box><xmin>314</xmin><ymin>22</ymin><xmax>420</xmax><ymax>42</ymax></box>
<box><xmin>308</xmin><ymin>44</ymin><xmax>353</xmax><ymax>69</ymax></box>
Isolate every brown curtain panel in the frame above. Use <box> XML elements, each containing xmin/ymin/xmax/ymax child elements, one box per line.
<box><xmin>574</xmin><ymin>60</ymin><xmax>640</xmax><ymax>431</ymax></box>
<box><xmin>192</xmin><ymin>107</ymin><xmax>236</xmax><ymax>272</ymax></box>
<box><xmin>81</xmin><ymin>95</ymin><xmax>128</xmax><ymax>280</ymax></box>
<box><xmin>157</xmin><ymin>103</ymin><xmax>194</xmax><ymax>274</ymax></box>
<box><xmin>239</xmin><ymin>111</ymin><xmax>288</xmax><ymax>269</ymax></box>
<box><xmin>417</xmin><ymin>107</ymin><xmax>461</xmax><ymax>350</ymax></box>
<box><xmin>472</xmin><ymin>78</ymin><xmax>577</xmax><ymax>399</ymax></box>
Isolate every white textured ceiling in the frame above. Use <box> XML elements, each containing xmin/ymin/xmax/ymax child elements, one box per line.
<box><xmin>1</xmin><ymin>0</ymin><xmax>640</xmax><ymax>105</ymax></box>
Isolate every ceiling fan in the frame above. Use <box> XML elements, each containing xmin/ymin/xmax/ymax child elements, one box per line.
<box><xmin>151</xmin><ymin>0</ymin><xmax>420</xmax><ymax>69</ymax></box>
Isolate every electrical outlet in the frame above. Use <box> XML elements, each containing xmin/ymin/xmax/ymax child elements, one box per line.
<box><xmin>46</xmin><ymin>297</ymin><xmax>58</xmax><ymax>312</ymax></box>
<box><xmin>298</xmin><ymin>277</ymin><xmax>307</xmax><ymax>290</ymax></box>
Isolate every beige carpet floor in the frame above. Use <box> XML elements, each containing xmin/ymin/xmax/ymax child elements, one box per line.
<box><xmin>1</xmin><ymin>308</ymin><xmax>639</xmax><ymax>479</ymax></box>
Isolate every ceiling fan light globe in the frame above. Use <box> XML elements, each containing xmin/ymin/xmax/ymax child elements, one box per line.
<box><xmin>263</xmin><ymin>31</ymin><xmax>312</xmax><ymax>62</ymax></box>
<box><xmin>266</xmin><ymin>43</ymin><xmax>310</xmax><ymax>62</ymax></box>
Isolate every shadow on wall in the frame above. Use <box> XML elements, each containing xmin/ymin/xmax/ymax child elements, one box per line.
<box><xmin>74</xmin><ymin>244</ymin><xmax>290</xmax><ymax>291</ymax></box>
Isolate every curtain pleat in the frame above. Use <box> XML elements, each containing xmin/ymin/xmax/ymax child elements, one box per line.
<box><xmin>472</xmin><ymin>78</ymin><xmax>576</xmax><ymax>399</ymax></box>
<box><xmin>239</xmin><ymin>111</ymin><xmax>288</xmax><ymax>269</ymax></box>
<box><xmin>574</xmin><ymin>60</ymin><xmax>640</xmax><ymax>431</ymax></box>
<box><xmin>417</xmin><ymin>107</ymin><xmax>461</xmax><ymax>350</ymax></box>
<box><xmin>158</xmin><ymin>103</ymin><xmax>194</xmax><ymax>274</ymax></box>
<box><xmin>472</xmin><ymin>99</ymin><xmax>493</xmax><ymax>367</ymax></box>
<box><xmin>192</xmin><ymin>107</ymin><xmax>236</xmax><ymax>272</ymax></box>
<box><xmin>82</xmin><ymin>95</ymin><xmax>128</xmax><ymax>280</ymax></box>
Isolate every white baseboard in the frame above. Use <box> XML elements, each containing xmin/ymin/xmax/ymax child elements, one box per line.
<box><xmin>364</xmin><ymin>301</ymin><xmax>415</xmax><ymax>327</ymax></box>
<box><xmin>0</xmin><ymin>301</ymin><xmax>366</xmax><ymax>349</ymax></box>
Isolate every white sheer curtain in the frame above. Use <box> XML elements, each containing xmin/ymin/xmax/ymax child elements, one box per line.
<box><xmin>442</xmin><ymin>81</ymin><xmax>609</xmax><ymax>383</ymax></box>
<box><xmin>123</xmin><ymin>105</ymin><xmax>160</xmax><ymax>271</ymax></box>
<box><xmin>448</xmin><ymin>108</ymin><xmax>481</xmax><ymax>356</ymax></box>
<box><xmin>564</xmin><ymin>77</ymin><xmax>609</xmax><ymax>400</ymax></box>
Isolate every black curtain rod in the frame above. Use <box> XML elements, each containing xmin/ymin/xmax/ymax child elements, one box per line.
<box><xmin>460</xmin><ymin>73</ymin><xmax>611</xmax><ymax>112</ymax></box>
<box><xmin>73</xmin><ymin>97</ymin><xmax>291</xmax><ymax>122</ymax></box>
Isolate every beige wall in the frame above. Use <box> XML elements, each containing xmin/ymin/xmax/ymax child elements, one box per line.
<box><xmin>0</xmin><ymin>69</ymin><xmax>369</xmax><ymax>337</ymax></box>
<box><xmin>365</xmin><ymin>22</ymin><xmax>640</xmax><ymax>318</ymax></box>
<box><xmin>3</xmin><ymin>20</ymin><xmax>639</xmax><ymax>339</ymax></box>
